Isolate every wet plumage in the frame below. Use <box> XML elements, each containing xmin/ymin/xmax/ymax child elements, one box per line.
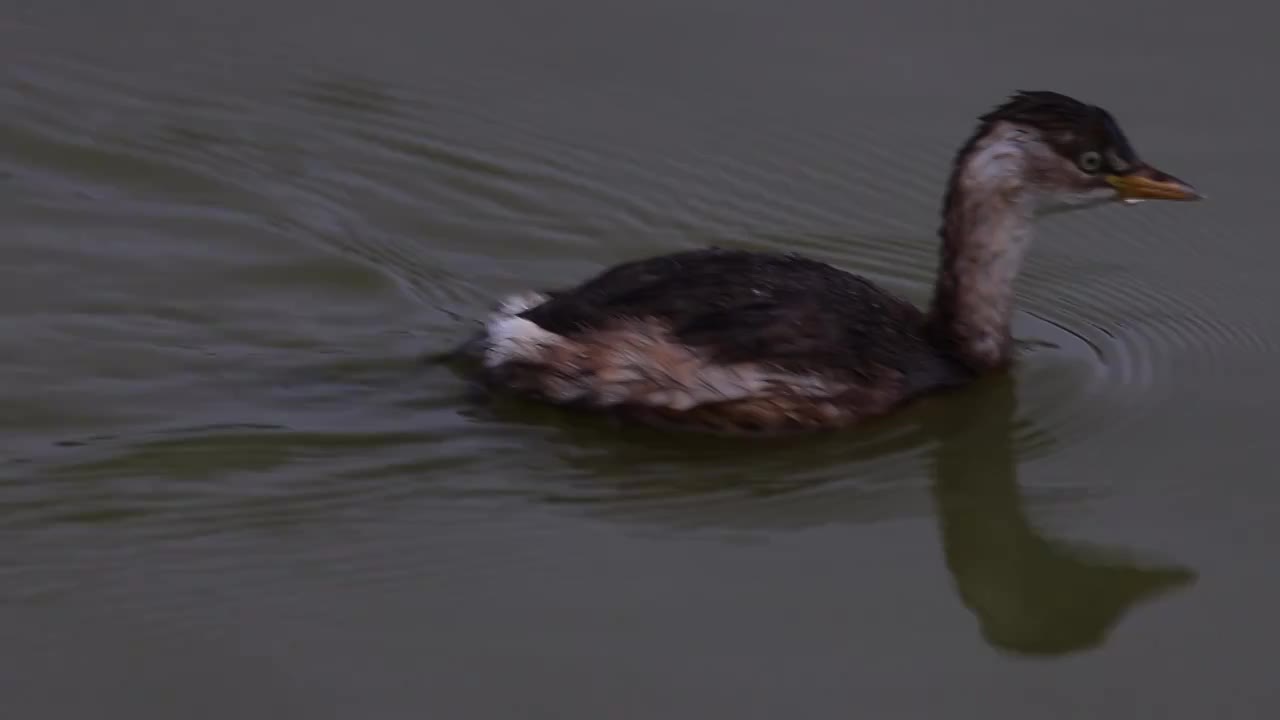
<box><xmin>522</xmin><ymin>249</ymin><xmax>954</xmax><ymax>384</ymax></box>
<box><xmin>457</xmin><ymin>91</ymin><xmax>1202</xmax><ymax>434</ymax></box>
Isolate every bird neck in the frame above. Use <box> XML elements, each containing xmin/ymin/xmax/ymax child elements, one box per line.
<box><xmin>926</xmin><ymin>123</ymin><xmax>1036</xmax><ymax>371</ymax></box>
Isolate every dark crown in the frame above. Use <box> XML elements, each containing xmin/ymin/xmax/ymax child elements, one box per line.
<box><xmin>979</xmin><ymin>90</ymin><xmax>1137</xmax><ymax>161</ymax></box>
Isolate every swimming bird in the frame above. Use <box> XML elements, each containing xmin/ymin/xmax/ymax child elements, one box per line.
<box><xmin>461</xmin><ymin>91</ymin><xmax>1202</xmax><ymax>434</ymax></box>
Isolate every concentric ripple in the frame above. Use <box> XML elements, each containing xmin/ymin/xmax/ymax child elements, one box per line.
<box><xmin>460</xmin><ymin>218</ymin><xmax>1271</xmax><ymax>518</ymax></box>
<box><xmin>8</xmin><ymin>3</ymin><xmax>1280</xmax><ymax>710</ymax></box>
<box><xmin>3</xmin><ymin>43</ymin><xmax>1272</xmax><ymax>538</ymax></box>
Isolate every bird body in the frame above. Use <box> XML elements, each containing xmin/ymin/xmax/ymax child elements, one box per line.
<box><xmin>461</xmin><ymin>91</ymin><xmax>1201</xmax><ymax>434</ymax></box>
<box><xmin>481</xmin><ymin>248</ymin><xmax>968</xmax><ymax>433</ymax></box>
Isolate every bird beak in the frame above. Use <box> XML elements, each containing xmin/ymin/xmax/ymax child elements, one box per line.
<box><xmin>1106</xmin><ymin>164</ymin><xmax>1203</xmax><ymax>202</ymax></box>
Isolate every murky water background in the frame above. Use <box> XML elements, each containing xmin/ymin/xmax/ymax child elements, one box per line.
<box><xmin>4</xmin><ymin>1</ymin><xmax>1279</xmax><ymax>717</ymax></box>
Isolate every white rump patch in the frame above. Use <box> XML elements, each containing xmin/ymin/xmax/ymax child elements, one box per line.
<box><xmin>483</xmin><ymin>291</ymin><xmax>561</xmax><ymax>368</ymax></box>
<box><xmin>496</xmin><ymin>291</ymin><xmax>548</xmax><ymax>316</ymax></box>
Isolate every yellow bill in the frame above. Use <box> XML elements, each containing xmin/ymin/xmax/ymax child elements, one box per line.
<box><xmin>1107</xmin><ymin>165</ymin><xmax>1203</xmax><ymax>202</ymax></box>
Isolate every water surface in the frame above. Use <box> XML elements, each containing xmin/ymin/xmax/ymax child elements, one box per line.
<box><xmin>4</xmin><ymin>1</ymin><xmax>1279</xmax><ymax>717</ymax></box>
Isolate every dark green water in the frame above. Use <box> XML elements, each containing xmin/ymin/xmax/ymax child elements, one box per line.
<box><xmin>4</xmin><ymin>1</ymin><xmax>1278</xmax><ymax>717</ymax></box>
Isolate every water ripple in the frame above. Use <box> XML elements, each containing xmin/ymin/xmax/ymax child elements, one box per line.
<box><xmin>1</xmin><ymin>50</ymin><xmax>1268</xmax><ymax>540</ymax></box>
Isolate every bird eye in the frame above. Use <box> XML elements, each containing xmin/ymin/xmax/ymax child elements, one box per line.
<box><xmin>1077</xmin><ymin>150</ymin><xmax>1103</xmax><ymax>173</ymax></box>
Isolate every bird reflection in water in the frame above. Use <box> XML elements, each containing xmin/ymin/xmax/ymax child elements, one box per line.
<box><xmin>450</xmin><ymin>362</ymin><xmax>1197</xmax><ymax>656</ymax></box>
<box><xmin>926</xmin><ymin>376</ymin><xmax>1195</xmax><ymax>655</ymax></box>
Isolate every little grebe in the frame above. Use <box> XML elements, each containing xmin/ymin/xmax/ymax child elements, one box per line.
<box><xmin>461</xmin><ymin>91</ymin><xmax>1202</xmax><ymax>434</ymax></box>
